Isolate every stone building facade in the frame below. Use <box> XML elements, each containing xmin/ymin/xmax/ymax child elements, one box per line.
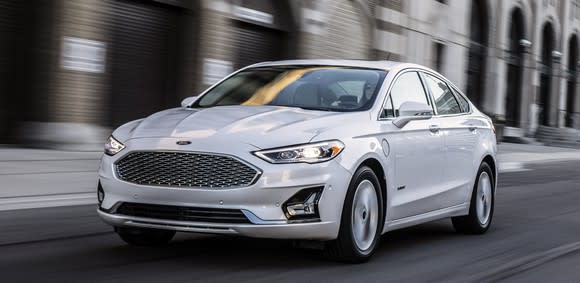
<box><xmin>1</xmin><ymin>0</ymin><xmax>579</xmax><ymax>148</ymax></box>
<box><xmin>386</xmin><ymin>0</ymin><xmax>580</xmax><ymax>138</ymax></box>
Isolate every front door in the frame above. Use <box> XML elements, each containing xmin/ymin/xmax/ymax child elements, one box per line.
<box><xmin>381</xmin><ymin>71</ymin><xmax>445</xmax><ymax>220</ymax></box>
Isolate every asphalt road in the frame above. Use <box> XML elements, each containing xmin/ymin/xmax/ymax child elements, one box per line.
<box><xmin>2</xmin><ymin>161</ymin><xmax>580</xmax><ymax>282</ymax></box>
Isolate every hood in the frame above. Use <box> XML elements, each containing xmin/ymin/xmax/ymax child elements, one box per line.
<box><xmin>122</xmin><ymin>106</ymin><xmax>354</xmax><ymax>149</ymax></box>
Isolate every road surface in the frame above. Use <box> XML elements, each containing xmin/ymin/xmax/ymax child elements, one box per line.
<box><xmin>1</xmin><ymin>160</ymin><xmax>580</xmax><ymax>282</ymax></box>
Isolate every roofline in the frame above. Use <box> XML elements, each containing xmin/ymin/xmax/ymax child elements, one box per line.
<box><xmin>246</xmin><ymin>59</ymin><xmax>408</xmax><ymax>71</ymax></box>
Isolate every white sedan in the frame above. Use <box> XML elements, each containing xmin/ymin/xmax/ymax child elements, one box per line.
<box><xmin>98</xmin><ymin>60</ymin><xmax>497</xmax><ymax>262</ymax></box>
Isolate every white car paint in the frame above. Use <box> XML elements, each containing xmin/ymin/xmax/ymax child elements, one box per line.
<box><xmin>98</xmin><ymin>59</ymin><xmax>497</xmax><ymax>240</ymax></box>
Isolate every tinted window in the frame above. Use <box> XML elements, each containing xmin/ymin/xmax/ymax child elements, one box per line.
<box><xmin>424</xmin><ymin>74</ymin><xmax>461</xmax><ymax>115</ymax></box>
<box><xmin>388</xmin><ymin>72</ymin><xmax>429</xmax><ymax>116</ymax></box>
<box><xmin>193</xmin><ymin>66</ymin><xmax>387</xmax><ymax>112</ymax></box>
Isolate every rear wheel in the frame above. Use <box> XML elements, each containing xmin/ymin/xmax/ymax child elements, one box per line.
<box><xmin>452</xmin><ymin>162</ymin><xmax>494</xmax><ymax>234</ymax></box>
<box><xmin>116</xmin><ymin>227</ymin><xmax>176</xmax><ymax>246</ymax></box>
<box><xmin>325</xmin><ymin>166</ymin><xmax>384</xmax><ymax>263</ymax></box>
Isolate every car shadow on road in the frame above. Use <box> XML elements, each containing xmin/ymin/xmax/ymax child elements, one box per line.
<box><xmin>95</xmin><ymin>220</ymin><xmax>462</xmax><ymax>267</ymax></box>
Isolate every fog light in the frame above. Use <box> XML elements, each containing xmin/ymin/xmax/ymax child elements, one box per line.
<box><xmin>282</xmin><ymin>187</ymin><xmax>323</xmax><ymax>222</ymax></box>
<box><xmin>97</xmin><ymin>181</ymin><xmax>105</xmax><ymax>204</ymax></box>
<box><xmin>286</xmin><ymin>193</ymin><xmax>316</xmax><ymax>216</ymax></box>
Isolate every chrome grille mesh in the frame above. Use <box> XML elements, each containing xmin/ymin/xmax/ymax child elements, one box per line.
<box><xmin>115</xmin><ymin>151</ymin><xmax>260</xmax><ymax>188</ymax></box>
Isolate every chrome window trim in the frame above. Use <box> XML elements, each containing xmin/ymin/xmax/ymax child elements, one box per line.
<box><xmin>376</xmin><ymin>68</ymin><xmax>435</xmax><ymax>121</ymax></box>
<box><xmin>419</xmin><ymin>70</ymin><xmax>474</xmax><ymax>117</ymax></box>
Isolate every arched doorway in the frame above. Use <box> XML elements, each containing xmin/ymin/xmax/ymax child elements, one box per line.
<box><xmin>466</xmin><ymin>0</ymin><xmax>488</xmax><ymax>108</ymax></box>
<box><xmin>504</xmin><ymin>8</ymin><xmax>525</xmax><ymax>127</ymax></box>
<box><xmin>539</xmin><ymin>22</ymin><xmax>555</xmax><ymax>126</ymax></box>
<box><xmin>565</xmin><ymin>35</ymin><xmax>578</xmax><ymax>127</ymax></box>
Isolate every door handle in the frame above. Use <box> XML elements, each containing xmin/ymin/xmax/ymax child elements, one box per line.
<box><xmin>468</xmin><ymin>125</ymin><xmax>477</xmax><ymax>132</ymax></box>
<box><xmin>429</xmin><ymin>125</ymin><xmax>440</xmax><ymax>133</ymax></box>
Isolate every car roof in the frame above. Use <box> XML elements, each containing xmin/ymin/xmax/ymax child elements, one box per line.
<box><xmin>247</xmin><ymin>59</ymin><xmax>423</xmax><ymax>71</ymax></box>
<box><xmin>246</xmin><ymin>59</ymin><xmax>465</xmax><ymax>97</ymax></box>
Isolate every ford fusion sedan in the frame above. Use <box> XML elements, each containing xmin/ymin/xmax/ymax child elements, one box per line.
<box><xmin>98</xmin><ymin>60</ymin><xmax>497</xmax><ymax>262</ymax></box>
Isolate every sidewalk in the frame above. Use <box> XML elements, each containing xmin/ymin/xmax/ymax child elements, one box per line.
<box><xmin>1</xmin><ymin>143</ymin><xmax>579</xmax><ymax>210</ymax></box>
<box><xmin>0</xmin><ymin>148</ymin><xmax>101</xmax><ymax>210</ymax></box>
<box><xmin>497</xmin><ymin>143</ymin><xmax>580</xmax><ymax>172</ymax></box>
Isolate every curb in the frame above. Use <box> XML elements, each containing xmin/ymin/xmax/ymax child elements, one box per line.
<box><xmin>0</xmin><ymin>193</ymin><xmax>95</xmax><ymax>211</ymax></box>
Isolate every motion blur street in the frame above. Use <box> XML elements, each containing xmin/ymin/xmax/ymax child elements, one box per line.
<box><xmin>0</xmin><ymin>143</ymin><xmax>580</xmax><ymax>282</ymax></box>
<box><xmin>2</xmin><ymin>0</ymin><xmax>580</xmax><ymax>281</ymax></box>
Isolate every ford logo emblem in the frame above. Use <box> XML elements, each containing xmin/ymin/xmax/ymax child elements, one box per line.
<box><xmin>176</xmin><ymin>141</ymin><xmax>191</xmax><ymax>145</ymax></box>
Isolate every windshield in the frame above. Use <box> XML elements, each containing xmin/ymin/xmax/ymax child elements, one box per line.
<box><xmin>193</xmin><ymin>66</ymin><xmax>388</xmax><ymax>112</ymax></box>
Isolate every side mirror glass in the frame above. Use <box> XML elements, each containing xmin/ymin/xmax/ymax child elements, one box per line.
<box><xmin>392</xmin><ymin>101</ymin><xmax>433</xmax><ymax>128</ymax></box>
<box><xmin>181</xmin><ymin>96</ymin><xmax>198</xmax><ymax>108</ymax></box>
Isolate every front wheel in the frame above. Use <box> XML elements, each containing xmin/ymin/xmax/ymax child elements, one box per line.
<box><xmin>324</xmin><ymin>166</ymin><xmax>384</xmax><ymax>263</ymax></box>
<box><xmin>452</xmin><ymin>162</ymin><xmax>495</xmax><ymax>234</ymax></box>
<box><xmin>116</xmin><ymin>227</ymin><xmax>176</xmax><ymax>246</ymax></box>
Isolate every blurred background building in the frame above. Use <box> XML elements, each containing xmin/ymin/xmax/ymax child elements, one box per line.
<box><xmin>1</xmin><ymin>0</ymin><xmax>580</xmax><ymax>149</ymax></box>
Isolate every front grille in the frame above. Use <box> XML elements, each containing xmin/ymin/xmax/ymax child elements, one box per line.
<box><xmin>116</xmin><ymin>202</ymin><xmax>251</xmax><ymax>224</ymax></box>
<box><xmin>115</xmin><ymin>151</ymin><xmax>260</xmax><ymax>188</ymax></box>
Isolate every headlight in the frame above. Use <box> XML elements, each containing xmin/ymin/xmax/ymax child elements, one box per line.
<box><xmin>254</xmin><ymin>140</ymin><xmax>344</xmax><ymax>164</ymax></box>
<box><xmin>104</xmin><ymin>135</ymin><xmax>125</xmax><ymax>156</ymax></box>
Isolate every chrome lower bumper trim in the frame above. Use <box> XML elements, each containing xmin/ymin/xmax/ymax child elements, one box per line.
<box><xmin>98</xmin><ymin>208</ymin><xmax>337</xmax><ymax>240</ymax></box>
<box><xmin>240</xmin><ymin>209</ymin><xmax>287</xmax><ymax>225</ymax></box>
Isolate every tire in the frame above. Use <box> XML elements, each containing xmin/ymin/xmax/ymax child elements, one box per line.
<box><xmin>324</xmin><ymin>166</ymin><xmax>384</xmax><ymax>263</ymax></box>
<box><xmin>116</xmin><ymin>227</ymin><xmax>176</xmax><ymax>246</ymax></box>
<box><xmin>452</xmin><ymin>162</ymin><xmax>495</xmax><ymax>234</ymax></box>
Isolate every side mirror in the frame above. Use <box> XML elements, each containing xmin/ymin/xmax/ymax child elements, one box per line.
<box><xmin>392</xmin><ymin>101</ymin><xmax>433</xmax><ymax>128</ymax></box>
<box><xmin>181</xmin><ymin>96</ymin><xmax>198</xmax><ymax>108</ymax></box>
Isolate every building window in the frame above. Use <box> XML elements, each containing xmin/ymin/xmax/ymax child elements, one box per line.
<box><xmin>433</xmin><ymin>42</ymin><xmax>445</xmax><ymax>72</ymax></box>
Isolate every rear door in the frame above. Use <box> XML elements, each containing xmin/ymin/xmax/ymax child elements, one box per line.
<box><xmin>421</xmin><ymin>72</ymin><xmax>478</xmax><ymax>206</ymax></box>
<box><xmin>380</xmin><ymin>71</ymin><xmax>445</xmax><ymax>220</ymax></box>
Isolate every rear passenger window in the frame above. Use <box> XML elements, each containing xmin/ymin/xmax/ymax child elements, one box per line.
<box><xmin>387</xmin><ymin>72</ymin><xmax>430</xmax><ymax>117</ymax></box>
<box><xmin>452</xmin><ymin>87</ymin><xmax>470</xmax><ymax>112</ymax></box>
<box><xmin>424</xmin><ymin>74</ymin><xmax>461</xmax><ymax>115</ymax></box>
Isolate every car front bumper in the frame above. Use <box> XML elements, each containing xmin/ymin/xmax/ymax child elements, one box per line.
<box><xmin>97</xmin><ymin>208</ymin><xmax>338</xmax><ymax>239</ymax></box>
<box><xmin>97</xmin><ymin>138</ymin><xmax>352</xmax><ymax>240</ymax></box>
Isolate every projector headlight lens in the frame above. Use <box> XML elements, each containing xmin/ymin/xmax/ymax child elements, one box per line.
<box><xmin>254</xmin><ymin>140</ymin><xmax>344</xmax><ymax>164</ymax></box>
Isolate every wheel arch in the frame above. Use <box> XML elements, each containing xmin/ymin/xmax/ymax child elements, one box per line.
<box><xmin>481</xmin><ymin>154</ymin><xmax>497</xmax><ymax>191</ymax></box>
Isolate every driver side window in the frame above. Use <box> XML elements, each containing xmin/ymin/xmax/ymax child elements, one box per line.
<box><xmin>381</xmin><ymin>71</ymin><xmax>430</xmax><ymax>118</ymax></box>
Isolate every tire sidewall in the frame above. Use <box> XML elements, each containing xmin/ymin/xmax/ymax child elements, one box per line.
<box><xmin>341</xmin><ymin>166</ymin><xmax>384</xmax><ymax>258</ymax></box>
<box><xmin>471</xmin><ymin>162</ymin><xmax>495</xmax><ymax>230</ymax></box>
